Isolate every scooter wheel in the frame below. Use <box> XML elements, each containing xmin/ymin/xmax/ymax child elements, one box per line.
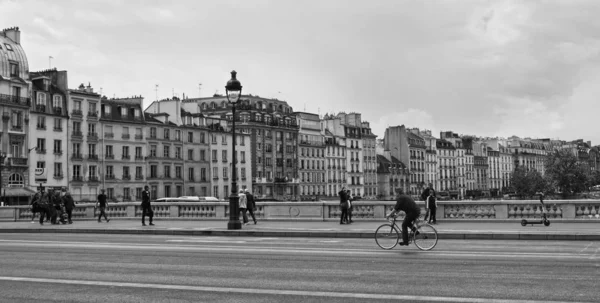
<box><xmin>543</xmin><ymin>220</ymin><xmax>550</xmax><ymax>227</ymax></box>
<box><xmin>521</xmin><ymin>219</ymin><xmax>527</xmax><ymax>227</ymax></box>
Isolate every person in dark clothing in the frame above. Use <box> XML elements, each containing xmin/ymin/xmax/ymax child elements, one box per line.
<box><xmin>346</xmin><ymin>190</ymin><xmax>354</xmax><ymax>224</ymax></box>
<box><xmin>386</xmin><ymin>188</ymin><xmax>421</xmax><ymax>246</ymax></box>
<box><xmin>30</xmin><ymin>192</ymin><xmax>41</xmax><ymax>224</ymax></box>
<box><xmin>54</xmin><ymin>191</ymin><xmax>67</xmax><ymax>224</ymax></box>
<box><xmin>96</xmin><ymin>189</ymin><xmax>110</xmax><ymax>223</ymax></box>
<box><xmin>338</xmin><ymin>187</ymin><xmax>349</xmax><ymax>224</ymax></box>
<box><xmin>421</xmin><ymin>184</ymin><xmax>436</xmax><ymax>223</ymax></box>
<box><xmin>63</xmin><ymin>191</ymin><xmax>75</xmax><ymax>224</ymax></box>
<box><xmin>245</xmin><ymin>189</ymin><xmax>257</xmax><ymax>224</ymax></box>
<box><xmin>425</xmin><ymin>191</ymin><xmax>437</xmax><ymax>224</ymax></box>
<box><xmin>141</xmin><ymin>186</ymin><xmax>154</xmax><ymax>226</ymax></box>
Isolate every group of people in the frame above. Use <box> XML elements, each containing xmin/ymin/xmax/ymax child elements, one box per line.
<box><xmin>30</xmin><ymin>188</ymin><xmax>75</xmax><ymax>225</ymax></box>
<box><xmin>237</xmin><ymin>188</ymin><xmax>257</xmax><ymax>225</ymax></box>
<box><xmin>338</xmin><ymin>187</ymin><xmax>355</xmax><ymax>224</ymax></box>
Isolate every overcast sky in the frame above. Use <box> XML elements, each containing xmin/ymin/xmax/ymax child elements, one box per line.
<box><xmin>3</xmin><ymin>0</ymin><xmax>600</xmax><ymax>144</ymax></box>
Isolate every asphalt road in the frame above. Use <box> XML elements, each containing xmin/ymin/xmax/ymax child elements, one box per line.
<box><xmin>0</xmin><ymin>233</ymin><xmax>598</xmax><ymax>303</ymax></box>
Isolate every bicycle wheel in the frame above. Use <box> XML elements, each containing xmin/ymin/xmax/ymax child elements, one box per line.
<box><xmin>375</xmin><ymin>223</ymin><xmax>400</xmax><ymax>250</ymax></box>
<box><xmin>413</xmin><ymin>223</ymin><xmax>438</xmax><ymax>251</ymax></box>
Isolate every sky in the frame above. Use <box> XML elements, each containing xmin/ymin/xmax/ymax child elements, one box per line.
<box><xmin>2</xmin><ymin>0</ymin><xmax>600</xmax><ymax>144</ymax></box>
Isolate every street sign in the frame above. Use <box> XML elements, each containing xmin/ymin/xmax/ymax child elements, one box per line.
<box><xmin>34</xmin><ymin>167</ymin><xmax>47</xmax><ymax>183</ymax></box>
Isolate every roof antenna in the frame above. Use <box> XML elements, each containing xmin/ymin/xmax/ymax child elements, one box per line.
<box><xmin>199</xmin><ymin>83</ymin><xmax>202</xmax><ymax>98</ymax></box>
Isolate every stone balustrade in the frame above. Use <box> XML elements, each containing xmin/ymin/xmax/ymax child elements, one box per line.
<box><xmin>1</xmin><ymin>200</ymin><xmax>599</xmax><ymax>222</ymax></box>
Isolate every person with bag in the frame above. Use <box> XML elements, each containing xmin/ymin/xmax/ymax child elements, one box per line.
<box><xmin>426</xmin><ymin>191</ymin><xmax>437</xmax><ymax>224</ymax></box>
<box><xmin>245</xmin><ymin>189</ymin><xmax>257</xmax><ymax>225</ymax></box>
<box><xmin>141</xmin><ymin>186</ymin><xmax>154</xmax><ymax>226</ymax></box>
<box><xmin>338</xmin><ymin>187</ymin><xmax>349</xmax><ymax>224</ymax></box>
<box><xmin>238</xmin><ymin>189</ymin><xmax>249</xmax><ymax>225</ymax></box>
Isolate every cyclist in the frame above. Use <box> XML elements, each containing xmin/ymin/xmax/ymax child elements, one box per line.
<box><xmin>386</xmin><ymin>188</ymin><xmax>421</xmax><ymax>246</ymax></box>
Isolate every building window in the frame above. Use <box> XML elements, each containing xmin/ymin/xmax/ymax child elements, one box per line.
<box><xmin>163</xmin><ymin>145</ymin><xmax>170</xmax><ymax>158</ymax></box>
<box><xmin>53</xmin><ymin>140</ymin><xmax>62</xmax><ymax>154</ymax></box>
<box><xmin>53</xmin><ymin>95</ymin><xmax>62</xmax><ymax>108</ymax></box>
<box><xmin>164</xmin><ymin>129</ymin><xmax>170</xmax><ymax>139</ymax></box>
<box><xmin>176</xmin><ymin>166</ymin><xmax>182</xmax><ymax>179</ymax></box>
<box><xmin>175</xmin><ymin>130</ymin><xmax>181</xmax><ymax>141</ymax></box>
<box><xmin>73</xmin><ymin>165</ymin><xmax>81</xmax><ymax>178</ymax></box>
<box><xmin>150</xmin><ymin>165</ymin><xmax>157</xmax><ymax>178</ymax></box>
<box><xmin>223</xmin><ymin>167</ymin><xmax>228</xmax><ymax>179</ymax></box>
<box><xmin>188</xmin><ymin>132</ymin><xmax>193</xmax><ymax>143</ymax></box>
<box><xmin>164</xmin><ymin>165</ymin><xmax>171</xmax><ymax>178</ymax></box>
<box><xmin>9</xmin><ymin>62</ymin><xmax>18</xmax><ymax>76</ymax></box>
<box><xmin>200</xmin><ymin>150</ymin><xmax>206</xmax><ymax>161</ymax></box>
<box><xmin>150</xmin><ymin>145</ymin><xmax>157</xmax><ymax>157</ymax></box>
<box><xmin>53</xmin><ymin>163</ymin><xmax>62</xmax><ymax>177</ymax></box>
<box><xmin>37</xmin><ymin>138</ymin><xmax>46</xmax><ymax>152</ymax></box>
<box><xmin>8</xmin><ymin>173</ymin><xmax>23</xmax><ymax>187</ymax></box>
<box><xmin>212</xmin><ymin>167</ymin><xmax>218</xmax><ymax>178</ymax></box>
<box><xmin>200</xmin><ymin>132</ymin><xmax>206</xmax><ymax>143</ymax></box>
<box><xmin>164</xmin><ymin>185</ymin><xmax>171</xmax><ymax>198</ymax></box>
<box><xmin>175</xmin><ymin>147</ymin><xmax>181</xmax><ymax>159</ymax></box>
<box><xmin>150</xmin><ymin>127</ymin><xmax>156</xmax><ymax>138</ymax></box>
<box><xmin>89</xmin><ymin>165</ymin><xmax>97</xmax><ymax>178</ymax></box>
<box><xmin>37</xmin><ymin>116</ymin><xmax>46</xmax><ymax>129</ymax></box>
<box><xmin>54</xmin><ymin>118</ymin><xmax>62</xmax><ymax>131</ymax></box>
<box><xmin>188</xmin><ymin>149</ymin><xmax>193</xmax><ymax>160</ymax></box>
<box><xmin>107</xmin><ymin>188</ymin><xmax>114</xmax><ymax>199</ymax></box>
<box><xmin>201</xmin><ymin>168</ymin><xmax>206</xmax><ymax>181</ymax></box>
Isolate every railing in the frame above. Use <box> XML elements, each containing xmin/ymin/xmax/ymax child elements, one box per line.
<box><xmin>72</xmin><ymin>109</ymin><xmax>83</xmax><ymax>116</ymax></box>
<box><xmin>9</xmin><ymin>158</ymin><xmax>27</xmax><ymax>166</ymax></box>
<box><xmin>0</xmin><ymin>94</ymin><xmax>30</xmax><ymax>106</ymax></box>
<box><xmin>72</xmin><ymin>176</ymin><xmax>83</xmax><ymax>182</ymax></box>
<box><xmin>135</xmin><ymin>134</ymin><xmax>143</xmax><ymax>140</ymax></box>
<box><xmin>6</xmin><ymin>200</ymin><xmax>598</xmax><ymax>222</ymax></box>
<box><xmin>122</xmin><ymin>134</ymin><xmax>130</xmax><ymax>139</ymax></box>
<box><xmin>88</xmin><ymin>111</ymin><xmax>98</xmax><ymax>118</ymax></box>
<box><xmin>72</xmin><ymin>153</ymin><xmax>83</xmax><ymax>160</ymax></box>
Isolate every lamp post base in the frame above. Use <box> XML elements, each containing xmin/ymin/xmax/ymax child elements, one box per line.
<box><xmin>227</xmin><ymin>195</ymin><xmax>242</xmax><ymax>230</ymax></box>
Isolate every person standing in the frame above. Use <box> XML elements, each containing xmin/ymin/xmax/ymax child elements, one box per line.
<box><xmin>245</xmin><ymin>189</ymin><xmax>257</xmax><ymax>225</ymax></box>
<box><xmin>30</xmin><ymin>192</ymin><xmax>41</xmax><ymax>224</ymax></box>
<box><xmin>421</xmin><ymin>183</ymin><xmax>436</xmax><ymax>222</ymax></box>
<box><xmin>141</xmin><ymin>186</ymin><xmax>154</xmax><ymax>226</ymax></box>
<box><xmin>346</xmin><ymin>190</ymin><xmax>354</xmax><ymax>224</ymax></box>
<box><xmin>96</xmin><ymin>189</ymin><xmax>110</xmax><ymax>223</ymax></box>
<box><xmin>338</xmin><ymin>187</ymin><xmax>349</xmax><ymax>224</ymax></box>
<box><xmin>63</xmin><ymin>190</ymin><xmax>75</xmax><ymax>224</ymax></box>
<box><xmin>238</xmin><ymin>189</ymin><xmax>249</xmax><ymax>225</ymax></box>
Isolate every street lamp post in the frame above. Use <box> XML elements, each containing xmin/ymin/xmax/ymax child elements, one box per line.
<box><xmin>0</xmin><ymin>152</ymin><xmax>6</xmax><ymax>205</ymax></box>
<box><xmin>225</xmin><ymin>70</ymin><xmax>243</xmax><ymax>230</ymax></box>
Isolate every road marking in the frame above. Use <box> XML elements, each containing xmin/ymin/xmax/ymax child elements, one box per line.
<box><xmin>0</xmin><ymin>276</ymin><xmax>585</xmax><ymax>303</ymax></box>
<box><xmin>579</xmin><ymin>242</ymin><xmax>593</xmax><ymax>254</ymax></box>
<box><xmin>167</xmin><ymin>239</ymin><xmax>247</xmax><ymax>244</ymax></box>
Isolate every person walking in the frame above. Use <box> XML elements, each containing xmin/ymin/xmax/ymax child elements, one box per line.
<box><xmin>426</xmin><ymin>191</ymin><xmax>438</xmax><ymax>224</ymax></box>
<box><xmin>238</xmin><ymin>189</ymin><xmax>249</xmax><ymax>225</ymax></box>
<box><xmin>96</xmin><ymin>189</ymin><xmax>110</xmax><ymax>223</ymax></box>
<box><xmin>421</xmin><ymin>183</ymin><xmax>436</xmax><ymax>223</ymax></box>
<box><xmin>141</xmin><ymin>186</ymin><xmax>154</xmax><ymax>226</ymax></box>
<box><xmin>63</xmin><ymin>190</ymin><xmax>75</xmax><ymax>224</ymax></box>
<box><xmin>338</xmin><ymin>187</ymin><xmax>349</xmax><ymax>224</ymax></box>
<box><xmin>245</xmin><ymin>189</ymin><xmax>257</xmax><ymax>224</ymax></box>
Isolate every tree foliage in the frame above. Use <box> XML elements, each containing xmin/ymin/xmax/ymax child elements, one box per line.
<box><xmin>544</xmin><ymin>149</ymin><xmax>590</xmax><ymax>198</ymax></box>
<box><xmin>510</xmin><ymin>166</ymin><xmax>548</xmax><ymax>198</ymax></box>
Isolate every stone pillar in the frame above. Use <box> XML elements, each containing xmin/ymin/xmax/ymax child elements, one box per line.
<box><xmin>562</xmin><ymin>204</ymin><xmax>576</xmax><ymax>219</ymax></box>
<box><xmin>169</xmin><ymin>205</ymin><xmax>179</xmax><ymax>217</ymax></box>
<box><xmin>126</xmin><ymin>204</ymin><xmax>136</xmax><ymax>218</ymax></box>
<box><xmin>494</xmin><ymin>204</ymin><xmax>508</xmax><ymax>219</ymax></box>
<box><xmin>436</xmin><ymin>204</ymin><xmax>445</xmax><ymax>220</ymax></box>
<box><xmin>85</xmin><ymin>205</ymin><xmax>95</xmax><ymax>219</ymax></box>
<box><xmin>374</xmin><ymin>205</ymin><xmax>386</xmax><ymax>219</ymax></box>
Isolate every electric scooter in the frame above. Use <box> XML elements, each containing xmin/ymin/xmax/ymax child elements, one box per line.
<box><xmin>521</xmin><ymin>193</ymin><xmax>550</xmax><ymax>227</ymax></box>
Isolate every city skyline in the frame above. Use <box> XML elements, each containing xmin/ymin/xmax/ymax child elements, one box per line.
<box><xmin>2</xmin><ymin>0</ymin><xmax>600</xmax><ymax>144</ymax></box>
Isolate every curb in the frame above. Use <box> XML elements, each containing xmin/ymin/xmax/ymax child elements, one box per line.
<box><xmin>0</xmin><ymin>228</ymin><xmax>599</xmax><ymax>240</ymax></box>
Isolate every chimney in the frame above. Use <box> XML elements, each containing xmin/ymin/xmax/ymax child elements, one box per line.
<box><xmin>86</xmin><ymin>82</ymin><xmax>93</xmax><ymax>93</ymax></box>
<box><xmin>2</xmin><ymin>27</ymin><xmax>20</xmax><ymax>44</ymax></box>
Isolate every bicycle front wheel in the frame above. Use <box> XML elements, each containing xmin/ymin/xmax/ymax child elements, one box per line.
<box><xmin>375</xmin><ymin>223</ymin><xmax>400</xmax><ymax>250</ymax></box>
<box><xmin>413</xmin><ymin>223</ymin><xmax>438</xmax><ymax>251</ymax></box>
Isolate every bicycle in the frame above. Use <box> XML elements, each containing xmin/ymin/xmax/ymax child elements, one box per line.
<box><xmin>374</xmin><ymin>214</ymin><xmax>438</xmax><ymax>251</ymax></box>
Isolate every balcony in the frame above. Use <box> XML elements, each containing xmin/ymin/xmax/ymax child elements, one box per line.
<box><xmin>72</xmin><ymin>131</ymin><xmax>83</xmax><ymax>139</ymax></box>
<box><xmin>53</xmin><ymin>174</ymin><xmax>64</xmax><ymax>179</ymax></box>
<box><xmin>53</xmin><ymin>127</ymin><xmax>62</xmax><ymax>132</ymax></box>
<box><xmin>71</xmin><ymin>109</ymin><xmax>83</xmax><ymax>116</ymax></box>
<box><xmin>88</xmin><ymin>154</ymin><xmax>99</xmax><ymax>161</ymax></box>
<box><xmin>72</xmin><ymin>176</ymin><xmax>83</xmax><ymax>182</ymax></box>
<box><xmin>36</xmin><ymin>124</ymin><xmax>46</xmax><ymax>130</ymax></box>
<box><xmin>122</xmin><ymin>175</ymin><xmax>131</xmax><ymax>180</ymax></box>
<box><xmin>53</xmin><ymin>107</ymin><xmax>62</xmax><ymax>115</ymax></box>
<box><xmin>122</xmin><ymin>155</ymin><xmax>130</xmax><ymax>160</ymax></box>
<box><xmin>37</xmin><ymin>149</ymin><xmax>46</xmax><ymax>154</ymax></box>
<box><xmin>0</xmin><ymin>94</ymin><xmax>30</xmax><ymax>107</ymax></box>
<box><xmin>105</xmin><ymin>175</ymin><xmax>115</xmax><ymax>180</ymax></box>
<box><xmin>135</xmin><ymin>134</ymin><xmax>143</xmax><ymax>140</ymax></box>
<box><xmin>72</xmin><ymin>153</ymin><xmax>83</xmax><ymax>160</ymax></box>
<box><xmin>88</xmin><ymin>176</ymin><xmax>99</xmax><ymax>182</ymax></box>
<box><xmin>122</xmin><ymin>134</ymin><xmax>130</xmax><ymax>139</ymax></box>
<box><xmin>87</xmin><ymin>133</ymin><xmax>99</xmax><ymax>141</ymax></box>
<box><xmin>88</xmin><ymin>111</ymin><xmax>98</xmax><ymax>118</ymax></box>
<box><xmin>104</xmin><ymin>133</ymin><xmax>114</xmax><ymax>138</ymax></box>
<box><xmin>135</xmin><ymin>175</ymin><xmax>144</xmax><ymax>180</ymax></box>
<box><xmin>135</xmin><ymin>156</ymin><xmax>143</xmax><ymax>160</ymax></box>
<box><xmin>105</xmin><ymin>154</ymin><xmax>114</xmax><ymax>159</ymax></box>
<box><xmin>9</xmin><ymin>157</ymin><xmax>27</xmax><ymax>167</ymax></box>
<box><xmin>35</xmin><ymin>105</ymin><xmax>46</xmax><ymax>113</ymax></box>
<box><xmin>53</xmin><ymin>149</ymin><xmax>63</xmax><ymax>155</ymax></box>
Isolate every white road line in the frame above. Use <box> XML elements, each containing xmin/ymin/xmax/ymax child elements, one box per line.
<box><xmin>0</xmin><ymin>276</ymin><xmax>585</xmax><ymax>303</ymax></box>
<box><xmin>579</xmin><ymin>243</ymin><xmax>593</xmax><ymax>254</ymax></box>
<box><xmin>167</xmin><ymin>239</ymin><xmax>247</xmax><ymax>244</ymax></box>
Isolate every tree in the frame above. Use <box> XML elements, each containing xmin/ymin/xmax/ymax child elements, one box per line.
<box><xmin>545</xmin><ymin>149</ymin><xmax>589</xmax><ymax>198</ymax></box>
<box><xmin>510</xmin><ymin>166</ymin><xmax>547</xmax><ymax>198</ymax></box>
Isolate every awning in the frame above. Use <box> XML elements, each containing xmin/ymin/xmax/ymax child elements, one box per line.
<box><xmin>2</xmin><ymin>187</ymin><xmax>36</xmax><ymax>197</ymax></box>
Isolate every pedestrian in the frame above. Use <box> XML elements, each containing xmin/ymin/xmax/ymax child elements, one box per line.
<box><xmin>238</xmin><ymin>189</ymin><xmax>249</xmax><ymax>225</ymax></box>
<box><xmin>96</xmin><ymin>189</ymin><xmax>110</xmax><ymax>223</ymax></box>
<box><xmin>29</xmin><ymin>192</ymin><xmax>41</xmax><ymax>224</ymax></box>
<box><xmin>338</xmin><ymin>187</ymin><xmax>349</xmax><ymax>224</ymax></box>
<box><xmin>421</xmin><ymin>183</ymin><xmax>436</xmax><ymax>222</ymax></box>
<box><xmin>347</xmin><ymin>190</ymin><xmax>354</xmax><ymax>224</ymax></box>
<box><xmin>426</xmin><ymin>191</ymin><xmax>437</xmax><ymax>224</ymax></box>
<box><xmin>141</xmin><ymin>185</ymin><xmax>154</xmax><ymax>226</ymax></box>
<box><xmin>54</xmin><ymin>191</ymin><xmax>67</xmax><ymax>224</ymax></box>
<box><xmin>63</xmin><ymin>190</ymin><xmax>75</xmax><ymax>224</ymax></box>
<box><xmin>245</xmin><ymin>189</ymin><xmax>257</xmax><ymax>224</ymax></box>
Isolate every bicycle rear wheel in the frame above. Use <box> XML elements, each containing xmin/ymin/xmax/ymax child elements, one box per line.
<box><xmin>375</xmin><ymin>223</ymin><xmax>400</xmax><ymax>250</ymax></box>
<box><xmin>413</xmin><ymin>223</ymin><xmax>438</xmax><ymax>251</ymax></box>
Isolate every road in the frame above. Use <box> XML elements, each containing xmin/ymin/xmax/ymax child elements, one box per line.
<box><xmin>0</xmin><ymin>233</ymin><xmax>598</xmax><ymax>303</ymax></box>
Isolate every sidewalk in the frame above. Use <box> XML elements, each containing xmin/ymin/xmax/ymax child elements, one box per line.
<box><xmin>1</xmin><ymin>219</ymin><xmax>599</xmax><ymax>240</ymax></box>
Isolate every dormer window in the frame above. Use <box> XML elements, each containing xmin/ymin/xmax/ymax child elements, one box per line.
<box><xmin>121</xmin><ymin>107</ymin><xmax>127</xmax><ymax>117</ymax></box>
<box><xmin>4</xmin><ymin>43</ymin><xmax>13</xmax><ymax>51</ymax></box>
<box><xmin>103</xmin><ymin>105</ymin><xmax>111</xmax><ymax>116</ymax></box>
<box><xmin>53</xmin><ymin>95</ymin><xmax>62</xmax><ymax>108</ymax></box>
<box><xmin>134</xmin><ymin>109</ymin><xmax>140</xmax><ymax>118</ymax></box>
<box><xmin>9</xmin><ymin>62</ymin><xmax>18</xmax><ymax>77</ymax></box>
<box><xmin>36</xmin><ymin>92</ymin><xmax>47</xmax><ymax>106</ymax></box>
